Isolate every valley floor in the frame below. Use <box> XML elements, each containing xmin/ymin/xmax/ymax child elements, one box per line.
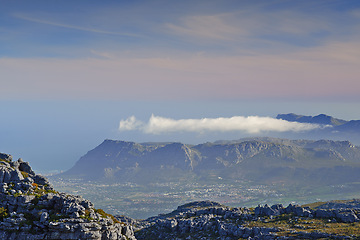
<box><xmin>49</xmin><ymin>176</ymin><xmax>360</xmax><ymax>220</ymax></box>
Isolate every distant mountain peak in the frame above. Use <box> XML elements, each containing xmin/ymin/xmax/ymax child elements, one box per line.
<box><xmin>276</xmin><ymin>113</ymin><xmax>348</xmax><ymax>126</ymax></box>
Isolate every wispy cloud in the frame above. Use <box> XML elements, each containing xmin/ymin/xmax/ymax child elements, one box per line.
<box><xmin>165</xmin><ymin>8</ymin><xmax>333</xmax><ymax>45</ymax></box>
<box><xmin>14</xmin><ymin>14</ymin><xmax>142</xmax><ymax>37</ymax></box>
<box><xmin>166</xmin><ymin>13</ymin><xmax>246</xmax><ymax>41</ymax></box>
<box><xmin>119</xmin><ymin>115</ymin><xmax>322</xmax><ymax>134</ymax></box>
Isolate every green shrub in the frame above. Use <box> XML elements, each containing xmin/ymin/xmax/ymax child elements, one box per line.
<box><xmin>21</xmin><ymin>171</ymin><xmax>29</xmax><ymax>179</ymax></box>
<box><xmin>0</xmin><ymin>207</ymin><xmax>8</xmax><ymax>220</ymax></box>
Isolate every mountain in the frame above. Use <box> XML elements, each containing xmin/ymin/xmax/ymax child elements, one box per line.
<box><xmin>277</xmin><ymin>113</ymin><xmax>360</xmax><ymax>133</ymax></box>
<box><xmin>53</xmin><ymin>137</ymin><xmax>360</xmax><ymax>219</ymax></box>
<box><xmin>336</xmin><ymin>119</ymin><xmax>360</xmax><ymax>132</ymax></box>
<box><xmin>276</xmin><ymin>113</ymin><xmax>360</xmax><ymax>144</ymax></box>
<box><xmin>0</xmin><ymin>152</ymin><xmax>136</xmax><ymax>240</ymax></box>
<box><xmin>61</xmin><ymin>138</ymin><xmax>360</xmax><ymax>186</ymax></box>
<box><xmin>276</xmin><ymin>113</ymin><xmax>348</xmax><ymax>126</ymax></box>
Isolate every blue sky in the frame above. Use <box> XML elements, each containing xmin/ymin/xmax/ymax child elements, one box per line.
<box><xmin>1</xmin><ymin>0</ymin><xmax>360</xmax><ymax>171</ymax></box>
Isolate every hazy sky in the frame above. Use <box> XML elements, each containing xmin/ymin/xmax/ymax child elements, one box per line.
<box><xmin>1</xmin><ymin>0</ymin><xmax>360</xmax><ymax>171</ymax></box>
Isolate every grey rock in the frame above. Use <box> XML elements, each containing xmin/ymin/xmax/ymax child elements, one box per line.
<box><xmin>0</xmin><ymin>153</ymin><xmax>12</xmax><ymax>162</ymax></box>
<box><xmin>19</xmin><ymin>161</ymin><xmax>35</xmax><ymax>175</ymax></box>
<box><xmin>40</xmin><ymin>211</ymin><xmax>49</xmax><ymax>223</ymax></box>
<box><xmin>315</xmin><ymin>209</ymin><xmax>336</xmax><ymax>219</ymax></box>
<box><xmin>10</xmin><ymin>169</ymin><xmax>24</xmax><ymax>182</ymax></box>
<box><xmin>335</xmin><ymin>209</ymin><xmax>359</xmax><ymax>223</ymax></box>
<box><xmin>16</xmin><ymin>195</ymin><xmax>36</xmax><ymax>204</ymax></box>
<box><xmin>33</xmin><ymin>174</ymin><xmax>51</xmax><ymax>186</ymax></box>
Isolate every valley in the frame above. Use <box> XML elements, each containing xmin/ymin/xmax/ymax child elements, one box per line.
<box><xmin>50</xmin><ymin>173</ymin><xmax>360</xmax><ymax>219</ymax></box>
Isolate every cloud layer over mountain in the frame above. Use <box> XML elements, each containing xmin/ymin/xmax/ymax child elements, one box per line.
<box><xmin>119</xmin><ymin>115</ymin><xmax>322</xmax><ymax>134</ymax></box>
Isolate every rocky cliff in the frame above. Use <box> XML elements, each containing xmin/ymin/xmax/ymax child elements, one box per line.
<box><xmin>0</xmin><ymin>153</ymin><xmax>136</xmax><ymax>240</ymax></box>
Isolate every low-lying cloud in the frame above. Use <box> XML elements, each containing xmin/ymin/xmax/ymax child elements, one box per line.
<box><xmin>119</xmin><ymin>115</ymin><xmax>322</xmax><ymax>134</ymax></box>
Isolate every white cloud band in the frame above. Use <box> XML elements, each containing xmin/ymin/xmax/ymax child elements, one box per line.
<box><xmin>119</xmin><ymin>115</ymin><xmax>322</xmax><ymax>134</ymax></box>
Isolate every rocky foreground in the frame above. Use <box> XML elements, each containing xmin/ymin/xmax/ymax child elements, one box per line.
<box><xmin>0</xmin><ymin>153</ymin><xmax>136</xmax><ymax>240</ymax></box>
<box><xmin>124</xmin><ymin>200</ymin><xmax>360</xmax><ymax>239</ymax></box>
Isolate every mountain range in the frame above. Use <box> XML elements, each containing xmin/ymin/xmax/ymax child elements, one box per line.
<box><xmin>62</xmin><ymin>137</ymin><xmax>360</xmax><ymax>187</ymax></box>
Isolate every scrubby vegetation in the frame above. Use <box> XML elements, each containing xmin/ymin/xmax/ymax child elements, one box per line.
<box><xmin>244</xmin><ymin>214</ymin><xmax>360</xmax><ymax>238</ymax></box>
<box><xmin>0</xmin><ymin>207</ymin><xmax>8</xmax><ymax>220</ymax></box>
<box><xmin>95</xmin><ymin>208</ymin><xmax>120</xmax><ymax>223</ymax></box>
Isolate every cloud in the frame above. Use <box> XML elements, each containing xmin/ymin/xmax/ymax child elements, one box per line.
<box><xmin>119</xmin><ymin>116</ymin><xmax>143</xmax><ymax>131</ymax></box>
<box><xmin>119</xmin><ymin>115</ymin><xmax>323</xmax><ymax>134</ymax></box>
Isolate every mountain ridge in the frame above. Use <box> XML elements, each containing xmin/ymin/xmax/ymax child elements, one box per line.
<box><xmin>276</xmin><ymin>113</ymin><xmax>348</xmax><ymax>126</ymax></box>
<box><xmin>61</xmin><ymin>137</ymin><xmax>360</xmax><ymax>186</ymax></box>
<box><xmin>277</xmin><ymin>113</ymin><xmax>360</xmax><ymax>133</ymax></box>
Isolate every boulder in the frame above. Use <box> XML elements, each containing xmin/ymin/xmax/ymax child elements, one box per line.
<box><xmin>19</xmin><ymin>161</ymin><xmax>35</xmax><ymax>175</ymax></box>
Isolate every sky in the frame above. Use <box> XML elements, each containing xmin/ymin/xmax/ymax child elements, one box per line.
<box><xmin>1</xmin><ymin>0</ymin><xmax>360</xmax><ymax>172</ymax></box>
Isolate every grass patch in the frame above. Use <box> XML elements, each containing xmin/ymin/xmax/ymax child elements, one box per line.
<box><xmin>80</xmin><ymin>209</ymin><xmax>93</xmax><ymax>221</ymax></box>
<box><xmin>302</xmin><ymin>201</ymin><xmax>327</xmax><ymax>209</ymax></box>
<box><xmin>242</xmin><ymin>214</ymin><xmax>360</xmax><ymax>238</ymax></box>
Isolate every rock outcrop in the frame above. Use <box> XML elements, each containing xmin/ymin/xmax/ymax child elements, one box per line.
<box><xmin>134</xmin><ymin>200</ymin><xmax>360</xmax><ymax>239</ymax></box>
<box><xmin>0</xmin><ymin>153</ymin><xmax>136</xmax><ymax>240</ymax></box>
<box><xmin>255</xmin><ymin>203</ymin><xmax>360</xmax><ymax>223</ymax></box>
